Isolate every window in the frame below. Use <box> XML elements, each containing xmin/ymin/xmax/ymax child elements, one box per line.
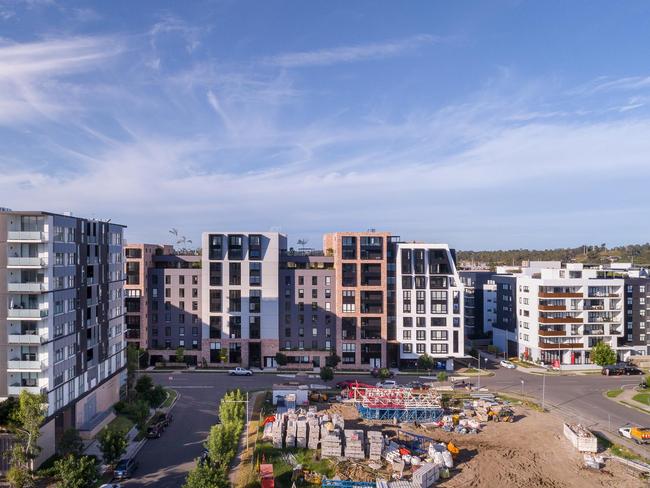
<box><xmin>403</xmin><ymin>317</ymin><xmax>413</xmax><ymax>327</ymax></box>
<box><xmin>209</xmin><ymin>290</ymin><xmax>222</xmax><ymax>313</ymax></box>
<box><xmin>299</xmin><ymin>276</ymin><xmax>304</xmax><ymax>285</ymax></box>
<box><xmin>403</xmin><ymin>330</ymin><xmax>411</xmax><ymax>340</ymax></box>
<box><xmin>249</xmin><ymin>262</ymin><xmax>262</xmax><ymax>286</ymax></box>
<box><xmin>209</xmin><ymin>262</ymin><xmax>222</xmax><ymax>286</ymax></box>
<box><xmin>229</xmin><ymin>262</ymin><xmax>241</xmax><ymax>285</ymax></box>
<box><xmin>179</xmin><ymin>326</ymin><xmax>185</xmax><ymax>336</ymax></box>
<box><xmin>298</xmin><ymin>289</ymin><xmax>304</xmax><ymax>299</ymax></box>
<box><xmin>165</xmin><ymin>275</ymin><xmax>171</xmax><ymax>285</ymax></box>
<box><xmin>312</xmin><ymin>289</ymin><xmax>318</xmax><ymax>299</ymax></box>
<box><xmin>402</xmin><ymin>343</ymin><xmax>413</xmax><ymax>353</ymax></box>
<box><xmin>325</xmin><ymin>276</ymin><xmax>331</xmax><ymax>286</ymax></box>
<box><xmin>416</xmin><ymin>343</ymin><xmax>425</xmax><ymax>354</ymax></box>
<box><xmin>325</xmin><ymin>289</ymin><xmax>331</xmax><ymax>299</ymax></box>
<box><xmin>342</xmin><ymin>290</ymin><xmax>356</xmax><ymax>313</ymax></box>
<box><xmin>416</xmin><ymin>330</ymin><xmax>426</xmax><ymax>341</ymax></box>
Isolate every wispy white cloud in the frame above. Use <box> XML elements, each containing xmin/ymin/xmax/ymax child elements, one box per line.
<box><xmin>263</xmin><ymin>34</ymin><xmax>438</xmax><ymax>68</ymax></box>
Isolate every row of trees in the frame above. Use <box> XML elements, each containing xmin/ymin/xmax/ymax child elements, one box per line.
<box><xmin>183</xmin><ymin>389</ymin><xmax>247</xmax><ymax>488</ymax></box>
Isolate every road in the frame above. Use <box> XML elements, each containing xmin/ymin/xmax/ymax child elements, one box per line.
<box><xmin>122</xmin><ymin>367</ymin><xmax>649</xmax><ymax>487</ymax></box>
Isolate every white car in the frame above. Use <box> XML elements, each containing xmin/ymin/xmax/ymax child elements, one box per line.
<box><xmin>500</xmin><ymin>360</ymin><xmax>516</xmax><ymax>369</ymax></box>
<box><xmin>376</xmin><ymin>380</ymin><xmax>397</xmax><ymax>389</ymax></box>
<box><xmin>100</xmin><ymin>484</ymin><xmax>122</xmax><ymax>488</ymax></box>
<box><xmin>229</xmin><ymin>367</ymin><xmax>253</xmax><ymax>376</ymax></box>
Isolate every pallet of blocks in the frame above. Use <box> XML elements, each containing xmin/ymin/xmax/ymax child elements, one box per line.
<box><xmin>272</xmin><ymin>414</ymin><xmax>286</xmax><ymax>449</ymax></box>
<box><xmin>296</xmin><ymin>418</ymin><xmax>308</xmax><ymax>448</ymax></box>
<box><xmin>307</xmin><ymin>417</ymin><xmax>320</xmax><ymax>450</ymax></box>
<box><xmin>411</xmin><ymin>463</ymin><xmax>440</xmax><ymax>488</ymax></box>
<box><xmin>321</xmin><ymin>428</ymin><xmax>343</xmax><ymax>458</ymax></box>
<box><xmin>285</xmin><ymin>415</ymin><xmax>298</xmax><ymax>448</ymax></box>
<box><xmin>367</xmin><ymin>430</ymin><xmax>384</xmax><ymax>461</ymax></box>
<box><xmin>344</xmin><ymin>429</ymin><xmax>366</xmax><ymax>460</ymax></box>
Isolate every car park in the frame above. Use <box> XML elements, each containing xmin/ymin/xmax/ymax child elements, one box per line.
<box><xmin>113</xmin><ymin>458</ymin><xmax>138</xmax><ymax>480</ymax></box>
<box><xmin>500</xmin><ymin>360</ymin><xmax>516</xmax><ymax>369</ymax></box>
<box><xmin>229</xmin><ymin>367</ymin><xmax>253</xmax><ymax>376</ymax></box>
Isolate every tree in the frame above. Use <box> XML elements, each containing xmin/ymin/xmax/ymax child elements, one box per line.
<box><xmin>325</xmin><ymin>353</ymin><xmax>341</xmax><ymax>368</ymax></box>
<box><xmin>417</xmin><ymin>354</ymin><xmax>434</xmax><ymax>371</ymax></box>
<box><xmin>218</xmin><ymin>390</ymin><xmax>245</xmax><ymax>428</ymax></box>
<box><xmin>320</xmin><ymin>366</ymin><xmax>334</xmax><ymax>381</ymax></box>
<box><xmin>0</xmin><ymin>397</ymin><xmax>18</xmax><ymax>426</ymax></box>
<box><xmin>591</xmin><ymin>341</ymin><xmax>617</xmax><ymax>366</ymax></box>
<box><xmin>205</xmin><ymin>424</ymin><xmax>237</xmax><ymax>469</ymax></box>
<box><xmin>176</xmin><ymin>347</ymin><xmax>185</xmax><ymax>364</ymax></box>
<box><xmin>437</xmin><ymin>372</ymin><xmax>448</xmax><ymax>382</ymax></box>
<box><xmin>54</xmin><ymin>455</ymin><xmax>98</xmax><ymax>488</ymax></box>
<box><xmin>377</xmin><ymin>368</ymin><xmax>391</xmax><ymax>380</ymax></box>
<box><xmin>130</xmin><ymin>399</ymin><xmax>150</xmax><ymax>431</ymax></box>
<box><xmin>134</xmin><ymin>375</ymin><xmax>154</xmax><ymax>397</ymax></box>
<box><xmin>274</xmin><ymin>352</ymin><xmax>287</xmax><ymax>366</ymax></box>
<box><xmin>58</xmin><ymin>428</ymin><xmax>84</xmax><ymax>457</ymax></box>
<box><xmin>126</xmin><ymin>345</ymin><xmax>140</xmax><ymax>400</ymax></box>
<box><xmin>97</xmin><ymin>428</ymin><xmax>128</xmax><ymax>466</ymax></box>
<box><xmin>183</xmin><ymin>463</ymin><xmax>228</xmax><ymax>488</ymax></box>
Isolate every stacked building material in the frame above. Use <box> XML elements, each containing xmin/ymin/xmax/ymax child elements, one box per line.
<box><xmin>367</xmin><ymin>430</ymin><xmax>384</xmax><ymax>461</ymax></box>
<box><xmin>307</xmin><ymin>417</ymin><xmax>321</xmax><ymax>450</ymax></box>
<box><xmin>344</xmin><ymin>429</ymin><xmax>366</xmax><ymax>459</ymax></box>
<box><xmin>321</xmin><ymin>428</ymin><xmax>343</xmax><ymax>458</ymax></box>
<box><xmin>331</xmin><ymin>414</ymin><xmax>345</xmax><ymax>430</ymax></box>
<box><xmin>384</xmin><ymin>441</ymin><xmax>401</xmax><ymax>463</ymax></box>
<box><xmin>296</xmin><ymin>418</ymin><xmax>308</xmax><ymax>448</ymax></box>
<box><xmin>272</xmin><ymin>414</ymin><xmax>286</xmax><ymax>449</ymax></box>
<box><xmin>412</xmin><ymin>463</ymin><xmax>440</xmax><ymax>488</ymax></box>
<box><xmin>285</xmin><ymin>415</ymin><xmax>298</xmax><ymax>448</ymax></box>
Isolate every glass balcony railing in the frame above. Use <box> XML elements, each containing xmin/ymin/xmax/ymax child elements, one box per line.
<box><xmin>7</xmin><ymin>257</ymin><xmax>48</xmax><ymax>267</ymax></box>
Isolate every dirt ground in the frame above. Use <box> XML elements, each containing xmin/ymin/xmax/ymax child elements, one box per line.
<box><xmin>323</xmin><ymin>403</ymin><xmax>647</xmax><ymax>488</ymax></box>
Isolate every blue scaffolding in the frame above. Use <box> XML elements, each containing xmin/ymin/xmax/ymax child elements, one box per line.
<box><xmin>356</xmin><ymin>404</ymin><xmax>444</xmax><ymax>422</ymax></box>
<box><xmin>322</xmin><ymin>480</ymin><xmax>376</xmax><ymax>488</ymax></box>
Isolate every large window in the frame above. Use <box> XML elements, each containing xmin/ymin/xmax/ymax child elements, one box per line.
<box><xmin>229</xmin><ymin>262</ymin><xmax>241</xmax><ymax>286</ymax></box>
<box><xmin>208</xmin><ymin>234</ymin><xmax>224</xmax><ymax>260</ymax></box>
<box><xmin>228</xmin><ymin>235</ymin><xmax>243</xmax><ymax>260</ymax></box>
<box><xmin>248</xmin><ymin>235</ymin><xmax>262</xmax><ymax>260</ymax></box>
<box><xmin>249</xmin><ymin>262</ymin><xmax>262</xmax><ymax>286</ymax></box>
<box><xmin>341</xmin><ymin>236</ymin><xmax>357</xmax><ymax>259</ymax></box>
<box><xmin>229</xmin><ymin>290</ymin><xmax>241</xmax><ymax>312</ymax></box>
<box><xmin>209</xmin><ymin>290</ymin><xmax>222</xmax><ymax>313</ymax></box>
<box><xmin>360</xmin><ymin>236</ymin><xmax>383</xmax><ymax>260</ymax></box>
<box><xmin>209</xmin><ymin>262</ymin><xmax>222</xmax><ymax>286</ymax></box>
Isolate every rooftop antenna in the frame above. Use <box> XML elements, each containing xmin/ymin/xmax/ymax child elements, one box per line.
<box><xmin>297</xmin><ymin>238</ymin><xmax>308</xmax><ymax>252</ymax></box>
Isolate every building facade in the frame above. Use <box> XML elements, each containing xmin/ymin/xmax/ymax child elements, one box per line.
<box><xmin>396</xmin><ymin>243</ymin><xmax>464</xmax><ymax>369</ymax></box>
<box><xmin>323</xmin><ymin>232</ymin><xmax>392</xmax><ymax>369</ymax></box>
<box><xmin>201</xmin><ymin>232</ymin><xmax>285</xmax><ymax>368</ymax></box>
<box><xmin>278</xmin><ymin>253</ymin><xmax>336</xmax><ymax>368</ymax></box>
<box><xmin>148</xmin><ymin>254</ymin><xmax>202</xmax><ymax>364</ymax></box>
<box><xmin>1</xmin><ymin>210</ymin><xmax>126</xmax><ymax>463</ymax></box>
<box><xmin>459</xmin><ymin>271</ymin><xmax>495</xmax><ymax>338</ymax></box>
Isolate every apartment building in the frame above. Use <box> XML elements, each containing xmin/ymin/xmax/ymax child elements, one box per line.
<box><xmin>396</xmin><ymin>243</ymin><xmax>464</xmax><ymax>369</ymax></box>
<box><xmin>492</xmin><ymin>262</ymin><xmax>642</xmax><ymax>367</ymax></box>
<box><xmin>124</xmin><ymin>243</ymin><xmax>171</xmax><ymax>348</ymax></box>
<box><xmin>0</xmin><ymin>210</ymin><xmax>125</xmax><ymax>463</ymax></box>
<box><xmin>624</xmin><ymin>273</ymin><xmax>650</xmax><ymax>355</ymax></box>
<box><xmin>459</xmin><ymin>271</ymin><xmax>495</xmax><ymax>337</ymax></box>
<box><xmin>148</xmin><ymin>254</ymin><xmax>202</xmax><ymax>364</ymax></box>
<box><xmin>201</xmin><ymin>232</ymin><xmax>285</xmax><ymax>368</ymax></box>
<box><xmin>278</xmin><ymin>253</ymin><xmax>336</xmax><ymax>368</ymax></box>
<box><xmin>323</xmin><ymin>232</ymin><xmax>392</xmax><ymax>369</ymax></box>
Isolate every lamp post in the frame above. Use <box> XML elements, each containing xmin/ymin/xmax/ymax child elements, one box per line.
<box><xmin>541</xmin><ymin>369</ymin><xmax>546</xmax><ymax>411</ymax></box>
<box><xmin>477</xmin><ymin>350</ymin><xmax>481</xmax><ymax>390</ymax></box>
<box><xmin>520</xmin><ymin>379</ymin><xmax>525</xmax><ymax>398</ymax></box>
<box><xmin>223</xmin><ymin>391</ymin><xmax>250</xmax><ymax>451</ymax></box>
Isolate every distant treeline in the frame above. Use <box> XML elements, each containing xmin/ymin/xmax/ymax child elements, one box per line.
<box><xmin>457</xmin><ymin>243</ymin><xmax>650</xmax><ymax>268</ymax></box>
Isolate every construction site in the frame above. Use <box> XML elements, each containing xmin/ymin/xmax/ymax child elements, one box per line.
<box><xmin>248</xmin><ymin>384</ymin><xmax>648</xmax><ymax>488</ymax></box>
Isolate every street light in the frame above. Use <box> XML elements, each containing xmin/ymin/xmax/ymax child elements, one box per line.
<box><xmin>520</xmin><ymin>379</ymin><xmax>525</xmax><ymax>398</ymax></box>
<box><xmin>541</xmin><ymin>369</ymin><xmax>546</xmax><ymax>411</ymax></box>
<box><xmin>223</xmin><ymin>391</ymin><xmax>250</xmax><ymax>451</ymax></box>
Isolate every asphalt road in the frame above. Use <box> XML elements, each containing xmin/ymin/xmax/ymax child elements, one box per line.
<box><xmin>121</xmin><ymin>366</ymin><xmax>650</xmax><ymax>487</ymax></box>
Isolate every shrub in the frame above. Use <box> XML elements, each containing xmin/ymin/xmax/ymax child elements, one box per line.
<box><xmin>377</xmin><ymin>368</ymin><xmax>391</xmax><ymax>379</ymax></box>
<box><xmin>97</xmin><ymin>428</ymin><xmax>128</xmax><ymax>466</ymax></box>
<box><xmin>417</xmin><ymin>354</ymin><xmax>434</xmax><ymax>371</ymax></box>
<box><xmin>320</xmin><ymin>366</ymin><xmax>334</xmax><ymax>381</ymax></box>
<box><xmin>591</xmin><ymin>342</ymin><xmax>617</xmax><ymax>366</ymax></box>
<box><xmin>275</xmin><ymin>352</ymin><xmax>288</xmax><ymax>366</ymax></box>
<box><xmin>113</xmin><ymin>401</ymin><xmax>127</xmax><ymax>415</ymax></box>
<box><xmin>437</xmin><ymin>372</ymin><xmax>448</xmax><ymax>382</ymax></box>
<box><xmin>325</xmin><ymin>353</ymin><xmax>341</xmax><ymax>368</ymax></box>
<box><xmin>58</xmin><ymin>428</ymin><xmax>84</xmax><ymax>457</ymax></box>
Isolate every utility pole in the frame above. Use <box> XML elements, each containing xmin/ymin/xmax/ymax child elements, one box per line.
<box><xmin>541</xmin><ymin>370</ymin><xmax>546</xmax><ymax>411</ymax></box>
<box><xmin>477</xmin><ymin>350</ymin><xmax>481</xmax><ymax>390</ymax></box>
<box><xmin>520</xmin><ymin>379</ymin><xmax>525</xmax><ymax>397</ymax></box>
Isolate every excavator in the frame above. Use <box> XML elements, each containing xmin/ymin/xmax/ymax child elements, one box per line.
<box><xmin>489</xmin><ymin>407</ymin><xmax>515</xmax><ymax>423</ymax></box>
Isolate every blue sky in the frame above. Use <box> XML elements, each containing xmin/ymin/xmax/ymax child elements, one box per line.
<box><xmin>2</xmin><ymin>0</ymin><xmax>650</xmax><ymax>250</ymax></box>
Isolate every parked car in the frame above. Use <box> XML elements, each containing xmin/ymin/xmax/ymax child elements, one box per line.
<box><xmin>151</xmin><ymin>411</ymin><xmax>173</xmax><ymax>427</ymax></box>
<box><xmin>602</xmin><ymin>364</ymin><xmax>626</xmax><ymax>376</ymax></box>
<box><xmin>405</xmin><ymin>381</ymin><xmax>427</xmax><ymax>390</ymax></box>
<box><xmin>100</xmin><ymin>484</ymin><xmax>121</xmax><ymax>488</ymax></box>
<box><xmin>113</xmin><ymin>458</ymin><xmax>138</xmax><ymax>480</ymax></box>
<box><xmin>146</xmin><ymin>422</ymin><xmax>164</xmax><ymax>439</ymax></box>
<box><xmin>371</xmin><ymin>367</ymin><xmax>394</xmax><ymax>378</ymax></box>
<box><xmin>376</xmin><ymin>380</ymin><xmax>397</xmax><ymax>389</ymax></box>
<box><xmin>500</xmin><ymin>360</ymin><xmax>516</xmax><ymax>369</ymax></box>
<box><xmin>336</xmin><ymin>379</ymin><xmax>357</xmax><ymax>389</ymax></box>
<box><xmin>229</xmin><ymin>367</ymin><xmax>253</xmax><ymax>376</ymax></box>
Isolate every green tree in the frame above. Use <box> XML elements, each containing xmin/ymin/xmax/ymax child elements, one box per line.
<box><xmin>54</xmin><ymin>455</ymin><xmax>98</xmax><ymax>488</ymax></box>
<box><xmin>130</xmin><ymin>399</ymin><xmax>150</xmax><ymax>431</ymax></box>
<box><xmin>0</xmin><ymin>397</ymin><xmax>19</xmax><ymax>426</ymax></box>
<box><xmin>175</xmin><ymin>347</ymin><xmax>185</xmax><ymax>364</ymax></box>
<box><xmin>218</xmin><ymin>390</ymin><xmax>245</xmax><ymax>428</ymax></box>
<box><xmin>126</xmin><ymin>345</ymin><xmax>140</xmax><ymax>400</ymax></box>
<box><xmin>274</xmin><ymin>352</ymin><xmax>287</xmax><ymax>366</ymax></box>
<box><xmin>437</xmin><ymin>372</ymin><xmax>448</xmax><ymax>382</ymax></box>
<box><xmin>205</xmin><ymin>424</ymin><xmax>237</xmax><ymax>469</ymax></box>
<box><xmin>377</xmin><ymin>368</ymin><xmax>391</xmax><ymax>380</ymax></box>
<box><xmin>58</xmin><ymin>428</ymin><xmax>84</xmax><ymax>457</ymax></box>
<box><xmin>325</xmin><ymin>353</ymin><xmax>341</xmax><ymax>368</ymax></box>
<box><xmin>417</xmin><ymin>354</ymin><xmax>434</xmax><ymax>371</ymax></box>
<box><xmin>6</xmin><ymin>462</ymin><xmax>33</xmax><ymax>488</ymax></box>
<box><xmin>97</xmin><ymin>428</ymin><xmax>128</xmax><ymax>466</ymax></box>
<box><xmin>11</xmin><ymin>390</ymin><xmax>46</xmax><ymax>463</ymax></box>
<box><xmin>135</xmin><ymin>375</ymin><xmax>154</xmax><ymax>397</ymax></box>
<box><xmin>319</xmin><ymin>366</ymin><xmax>334</xmax><ymax>381</ymax></box>
<box><xmin>591</xmin><ymin>342</ymin><xmax>617</xmax><ymax>366</ymax></box>
<box><xmin>644</xmin><ymin>375</ymin><xmax>650</xmax><ymax>389</ymax></box>
<box><xmin>183</xmin><ymin>463</ymin><xmax>228</xmax><ymax>488</ymax></box>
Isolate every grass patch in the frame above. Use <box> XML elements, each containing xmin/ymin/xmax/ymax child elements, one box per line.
<box><xmin>161</xmin><ymin>388</ymin><xmax>178</xmax><ymax>408</ymax></box>
<box><xmin>632</xmin><ymin>393</ymin><xmax>650</xmax><ymax>406</ymax></box>
<box><xmin>106</xmin><ymin>414</ymin><xmax>134</xmax><ymax>434</ymax></box>
<box><xmin>496</xmin><ymin>393</ymin><xmax>545</xmax><ymax>412</ymax></box>
<box><xmin>607</xmin><ymin>389</ymin><xmax>624</xmax><ymax>398</ymax></box>
<box><xmin>254</xmin><ymin>442</ymin><xmax>334</xmax><ymax>488</ymax></box>
<box><xmin>594</xmin><ymin>432</ymin><xmax>650</xmax><ymax>464</ymax></box>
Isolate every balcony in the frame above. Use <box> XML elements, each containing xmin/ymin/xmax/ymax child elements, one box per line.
<box><xmin>539</xmin><ymin>316</ymin><xmax>583</xmax><ymax>324</ymax></box>
<box><xmin>538</xmin><ymin>292</ymin><xmax>582</xmax><ymax>298</ymax></box>
<box><xmin>538</xmin><ymin>341</ymin><xmax>584</xmax><ymax>349</ymax></box>
<box><xmin>7</xmin><ymin>283</ymin><xmax>48</xmax><ymax>293</ymax></box>
<box><xmin>538</xmin><ymin>305</ymin><xmax>566</xmax><ymax>311</ymax></box>
<box><xmin>7</xmin><ymin>257</ymin><xmax>47</xmax><ymax>268</ymax></box>
<box><xmin>7</xmin><ymin>231</ymin><xmax>48</xmax><ymax>242</ymax></box>
<box><xmin>538</xmin><ymin>329</ymin><xmax>566</xmax><ymax>337</ymax></box>
<box><xmin>8</xmin><ymin>385</ymin><xmax>43</xmax><ymax>395</ymax></box>
<box><xmin>8</xmin><ymin>333</ymin><xmax>45</xmax><ymax>344</ymax></box>
<box><xmin>7</xmin><ymin>360</ymin><xmax>45</xmax><ymax>371</ymax></box>
<box><xmin>7</xmin><ymin>308</ymin><xmax>49</xmax><ymax>320</ymax></box>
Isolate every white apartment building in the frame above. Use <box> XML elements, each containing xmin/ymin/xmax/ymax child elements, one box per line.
<box><xmin>395</xmin><ymin>243</ymin><xmax>464</xmax><ymax>369</ymax></box>
<box><xmin>1</xmin><ymin>210</ymin><xmax>126</xmax><ymax>465</ymax></box>
<box><xmin>201</xmin><ymin>232</ymin><xmax>286</xmax><ymax>368</ymax></box>
<box><xmin>509</xmin><ymin>262</ymin><xmax>624</xmax><ymax>367</ymax></box>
